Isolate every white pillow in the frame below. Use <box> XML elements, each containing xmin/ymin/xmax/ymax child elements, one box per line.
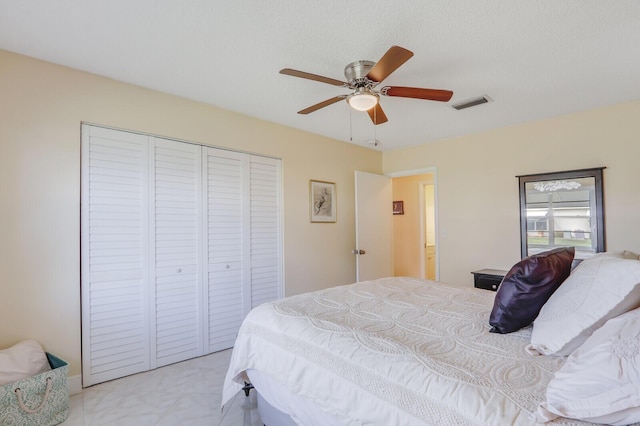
<box><xmin>0</xmin><ymin>340</ymin><xmax>51</xmax><ymax>386</ymax></box>
<box><xmin>527</xmin><ymin>254</ymin><xmax>640</xmax><ymax>356</ymax></box>
<box><xmin>591</xmin><ymin>249</ymin><xmax>640</xmax><ymax>260</ymax></box>
<box><xmin>535</xmin><ymin>307</ymin><xmax>640</xmax><ymax>425</ymax></box>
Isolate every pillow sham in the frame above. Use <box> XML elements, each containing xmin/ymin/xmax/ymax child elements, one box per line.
<box><xmin>527</xmin><ymin>254</ymin><xmax>640</xmax><ymax>356</ymax></box>
<box><xmin>535</xmin><ymin>307</ymin><xmax>640</xmax><ymax>425</ymax></box>
<box><xmin>489</xmin><ymin>246</ymin><xmax>574</xmax><ymax>334</ymax></box>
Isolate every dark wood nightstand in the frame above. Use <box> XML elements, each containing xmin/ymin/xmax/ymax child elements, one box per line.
<box><xmin>471</xmin><ymin>269</ymin><xmax>508</xmax><ymax>291</ymax></box>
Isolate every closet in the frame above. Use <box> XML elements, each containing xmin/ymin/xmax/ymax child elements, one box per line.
<box><xmin>80</xmin><ymin>125</ymin><xmax>282</xmax><ymax>386</ymax></box>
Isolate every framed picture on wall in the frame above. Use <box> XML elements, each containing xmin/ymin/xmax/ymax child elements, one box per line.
<box><xmin>310</xmin><ymin>180</ymin><xmax>336</xmax><ymax>223</ymax></box>
<box><xmin>393</xmin><ymin>200</ymin><xmax>404</xmax><ymax>215</ymax></box>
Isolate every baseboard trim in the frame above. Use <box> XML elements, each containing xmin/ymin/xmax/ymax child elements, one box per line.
<box><xmin>68</xmin><ymin>375</ymin><xmax>82</xmax><ymax>395</ymax></box>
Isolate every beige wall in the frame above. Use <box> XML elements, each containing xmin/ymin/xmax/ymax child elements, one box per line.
<box><xmin>0</xmin><ymin>50</ymin><xmax>381</xmax><ymax>376</ymax></box>
<box><xmin>384</xmin><ymin>100</ymin><xmax>640</xmax><ymax>286</ymax></box>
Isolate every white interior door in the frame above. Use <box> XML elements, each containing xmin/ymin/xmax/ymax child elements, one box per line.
<box><xmin>355</xmin><ymin>171</ymin><xmax>392</xmax><ymax>282</ymax></box>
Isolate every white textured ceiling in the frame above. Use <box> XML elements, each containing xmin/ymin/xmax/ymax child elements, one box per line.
<box><xmin>1</xmin><ymin>1</ymin><xmax>639</xmax><ymax>151</ymax></box>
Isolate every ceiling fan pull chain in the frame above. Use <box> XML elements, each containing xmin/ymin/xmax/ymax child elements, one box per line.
<box><xmin>349</xmin><ymin>106</ymin><xmax>353</xmax><ymax>142</ymax></box>
<box><xmin>373</xmin><ymin>107</ymin><xmax>378</xmax><ymax>146</ymax></box>
<box><xmin>374</xmin><ymin>107</ymin><xmax>377</xmax><ymax>141</ymax></box>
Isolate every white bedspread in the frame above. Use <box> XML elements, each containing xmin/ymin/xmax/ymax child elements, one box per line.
<box><xmin>222</xmin><ymin>277</ymin><xmax>596</xmax><ymax>425</ymax></box>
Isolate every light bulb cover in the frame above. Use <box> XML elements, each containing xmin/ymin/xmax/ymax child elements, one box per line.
<box><xmin>347</xmin><ymin>92</ymin><xmax>378</xmax><ymax>111</ymax></box>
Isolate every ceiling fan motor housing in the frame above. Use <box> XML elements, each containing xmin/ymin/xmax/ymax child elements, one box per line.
<box><xmin>344</xmin><ymin>60</ymin><xmax>376</xmax><ymax>88</ymax></box>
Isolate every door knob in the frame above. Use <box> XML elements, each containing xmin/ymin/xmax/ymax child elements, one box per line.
<box><xmin>352</xmin><ymin>249</ymin><xmax>366</xmax><ymax>255</ymax></box>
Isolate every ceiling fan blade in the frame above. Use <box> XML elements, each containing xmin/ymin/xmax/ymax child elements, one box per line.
<box><xmin>365</xmin><ymin>46</ymin><xmax>414</xmax><ymax>83</ymax></box>
<box><xmin>367</xmin><ymin>103</ymin><xmax>388</xmax><ymax>125</ymax></box>
<box><xmin>297</xmin><ymin>96</ymin><xmax>346</xmax><ymax>114</ymax></box>
<box><xmin>280</xmin><ymin>68</ymin><xmax>346</xmax><ymax>87</ymax></box>
<box><xmin>381</xmin><ymin>86</ymin><xmax>453</xmax><ymax>102</ymax></box>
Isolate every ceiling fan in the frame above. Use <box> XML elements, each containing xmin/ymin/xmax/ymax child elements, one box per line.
<box><xmin>280</xmin><ymin>46</ymin><xmax>453</xmax><ymax>125</ymax></box>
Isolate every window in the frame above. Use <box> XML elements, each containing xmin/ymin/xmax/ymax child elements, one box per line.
<box><xmin>518</xmin><ymin>168</ymin><xmax>605</xmax><ymax>260</ymax></box>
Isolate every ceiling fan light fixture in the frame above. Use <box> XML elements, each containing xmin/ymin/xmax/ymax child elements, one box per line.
<box><xmin>347</xmin><ymin>90</ymin><xmax>378</xmax><ymax>111</ymax></box>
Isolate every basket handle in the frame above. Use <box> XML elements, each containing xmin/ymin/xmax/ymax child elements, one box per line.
<box><xmin>14</xmin><ymin>376</ymin><xmax>53</xmax><ymax>414</ymax></box>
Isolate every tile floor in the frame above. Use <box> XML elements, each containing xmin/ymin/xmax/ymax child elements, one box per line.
<box><xmin>62</xmin><ymin>349</ymin><xmax>263</xmax><ymax>426</ymax></box>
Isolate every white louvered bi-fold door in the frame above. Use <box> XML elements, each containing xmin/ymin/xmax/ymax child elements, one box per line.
<box><xmin>248</xmin><ymin>155</ymin><xmax>282</xmax><ymax>309</ymax></box>
<box><xmin>150</xmin><ymin>138</ymin><xmax>203</xmax><ymax>368</ymax></box>
<box><xmin>203</xmin><ymin>148</ymin><xmax>244</xmax><ymax>352</ymax></box>
<box><xmin>81</xmin><ymin>126</ymin><xmax>151</xmax><ymax>386</ymax></box>
<box><xmin>82</xmin><ymin>125</ymin><xmax>282</xmax><ymax>386</ymax></box>
<box><xmin>203</xmin><ymin>150</ymin><xmax>282</xmax><ymax>351</ymax></box>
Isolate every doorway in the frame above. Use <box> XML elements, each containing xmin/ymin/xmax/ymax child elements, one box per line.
<box><xmin>421</xmin><ymin>182</ymin><xmax>436</xmax><ymax>280</ymax></box>
<box><xmin>390</xmin><ymin>171</ymin><xmax>438</xmax><ymax>280</ymax></box>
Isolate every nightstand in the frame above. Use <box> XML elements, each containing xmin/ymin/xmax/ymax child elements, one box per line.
<box><xmin>471</xmin><ymin>269</ymin><xmax>508</xmax><ymax>291</ymax></box>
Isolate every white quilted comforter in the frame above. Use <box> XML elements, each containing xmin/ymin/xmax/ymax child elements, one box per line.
<box><xmin>222</xmin><ymin>277</ymin><xmax>594</xmax><ymax>425</ymax></box>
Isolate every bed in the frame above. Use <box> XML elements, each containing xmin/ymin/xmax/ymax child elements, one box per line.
<box><xmin>222</xmin><ymin>252</ymin><xmax>640</xmax><ymax>426</ymax></box>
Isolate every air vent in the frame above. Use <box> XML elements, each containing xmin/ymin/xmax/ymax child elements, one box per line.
<box><xmin>452</xmin><ymin>95</ymin><xmax>492</xmax><ymax>111</ymax></box>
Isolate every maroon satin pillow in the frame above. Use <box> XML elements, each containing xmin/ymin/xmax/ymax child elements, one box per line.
<box><xmin>489</xmin><ymin>247</ymin><xmax>575</xmax><ymax>334</ymax></box>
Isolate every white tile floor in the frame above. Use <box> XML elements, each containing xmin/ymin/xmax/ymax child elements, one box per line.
<box><xmin>62</xmin><ymin>349</ymin><xmax>263</xmax><ymax>426</ymax></box>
